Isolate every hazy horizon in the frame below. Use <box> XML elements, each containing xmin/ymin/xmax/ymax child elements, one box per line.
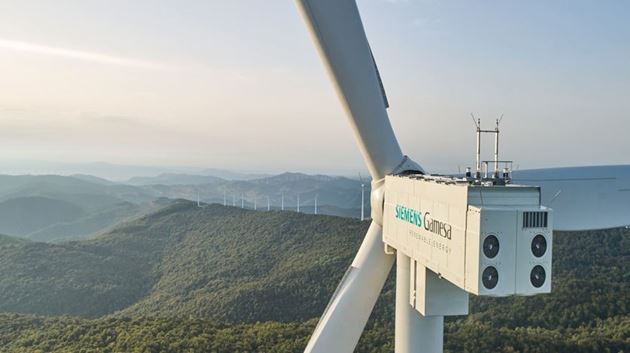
<box><xmin>0</xmin><ymin>159</ymin><xmax>358</xmax><ymax>180</ymax></box>
<box><xmin>1</xmin><ymin>158</ymin><xmax>630</xmax><ymax>183</ymax></box>
<box><xmin>1</xmin><ymin>1</ymin><xmax>629</xmax><ymax>176</ymax></box>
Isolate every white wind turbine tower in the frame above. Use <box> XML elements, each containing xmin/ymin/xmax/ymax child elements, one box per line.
<box><xmin>267</xmin><ymin>196</ymin><xmax>271</xmax><ymax>211</ymax></box>
<box><xmin>360</xmin><ymin>183</ymin><xmax>365</xmax><ymax>220</ymax></box>
<box><xmin>359</xmin><ymin>174</ymin><xmax>366</xmax><ymax>221</ymax></box>
<box><xmin>294</xmin><ymin>1</ymin><xmax>630</xmax><ymax>353</ymax></box>
<box><xmin>223</xmin><ymin>190</ymin><xmax>227</xmax><ymax>206</ymax></box>
<box><xmin>297</xmin><ymin>193</ymin><xmax>301</xmax><ymax>213</ymax></box>
<box><xmin>314</xmin><ymin>194</ymin><xmax>318</xmax><ymax>215</ymax></box>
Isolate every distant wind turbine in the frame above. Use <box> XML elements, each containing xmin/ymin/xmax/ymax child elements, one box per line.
<box><xmin>359</xmin><ymin>173</ymin><xmax>366</xmax><ymax>221</ymax></box>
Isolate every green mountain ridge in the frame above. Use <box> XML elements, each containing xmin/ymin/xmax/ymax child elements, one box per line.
<box><xmin>117</xmin><ymin>202</ymin><xmax>369</xmax><ymax>322</ymax></box>
<box><xmin>0</xmin><ymin>201</ymin><xmax>370</xmax><ymax>321</ymax></box>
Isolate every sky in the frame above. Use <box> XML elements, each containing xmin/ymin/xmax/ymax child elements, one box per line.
<box><xmin>0</xmin><ymin>0</ymin><xmax>629</xmax><ymax>176</ymax></box>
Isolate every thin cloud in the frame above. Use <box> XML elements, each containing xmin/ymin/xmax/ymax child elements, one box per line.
<box><xmin>0</xmin><ymin>38</ymin><xmax>176</xmax><ymax>71</ymax></box>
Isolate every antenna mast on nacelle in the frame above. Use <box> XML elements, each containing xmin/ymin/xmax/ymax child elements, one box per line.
<box><xmin>469</xmin><ymin>114</ymin><xmax>511</xmax><ymax>184</ymax></box>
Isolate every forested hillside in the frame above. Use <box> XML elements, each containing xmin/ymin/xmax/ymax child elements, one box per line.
<box><xmin>0</xmin><ymin>201</ymin><xmax>627</xmax><ymax>352</ymax></box>
<box><xmin>0</xmin><ymin>201</ymin><xmax>368</xmax><ymax>320</ymax></box>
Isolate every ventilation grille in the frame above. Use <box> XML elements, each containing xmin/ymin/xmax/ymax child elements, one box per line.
<box><xmin>523</xmin><ymin>211</ymin><xmax>548</xmax><ymax>228</ymax></box>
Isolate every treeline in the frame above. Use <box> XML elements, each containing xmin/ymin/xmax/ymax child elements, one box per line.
<box><xmin>0</xmin><ymin>314</ymin><xmax>627</xmax><ymax>353</ymax></box>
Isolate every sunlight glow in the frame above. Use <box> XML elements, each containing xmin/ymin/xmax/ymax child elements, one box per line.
<box><xmin>0</xmin><ymin>38</ymin><xmax>174</xmax><ymax>70</ymax></box>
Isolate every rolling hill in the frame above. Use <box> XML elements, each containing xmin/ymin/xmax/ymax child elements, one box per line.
<box><xmin>0</xmin><ymin>172</ymin><xmax>371</xmax><ymax>242</ymax></box>
<box><xmin>0</xmin><ymin>201</ymin><xmax>627</xmax><ymax>352</ymax></box>
<box><xmin>0</xmin><ymin>201</ymin><xmax>369</xmax><ymax>321</ymax></box>
<box><xmin>0</xmin><ymin>174</ymin><xmax>152</xmax><ymax>207</ymax></box>
<box><xmin>0</xmin><ymin>175</ymin><xmax>156</xmax><ymax>242</ymax></box>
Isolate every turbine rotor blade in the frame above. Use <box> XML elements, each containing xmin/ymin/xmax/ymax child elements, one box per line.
<box><xmin>512</xmin><ymin>165</ymin><xmax>630</xmax><ymax>231</ymax></box>
<box><xmin>369</xmin><ymin>47</ymin><xmax>389</xmax><ymax>109</ymax></box>
<box><xmin>296</xmin><ymin>0</ymin><xmax>407</xmax><ymax>180</ymax></box>
<box><xmin>304</xmin><ymin>221</ymin><xmax>394</xmax><ymax>353</ymax></box>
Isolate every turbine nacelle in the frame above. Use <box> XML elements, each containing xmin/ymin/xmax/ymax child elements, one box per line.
<box><xmin>383</xmin><ymin>174</ymin><xmax>553</xmax><ymax>314</ymax></box>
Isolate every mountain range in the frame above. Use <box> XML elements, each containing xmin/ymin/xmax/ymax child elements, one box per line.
<box><xmin>134</xmin><ymin>171</ymin><xmax>370</xmax><ymax>216</ymax></box>
<box><xmin>0</xmin><ymin>172</ymin><xmax>369</xmax><ymax>242</ymax></box>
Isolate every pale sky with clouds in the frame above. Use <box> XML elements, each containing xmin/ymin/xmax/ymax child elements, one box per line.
<box><xmin>0</xmin><ymin>0</ymin><xmax>628</xmax><ymax>175</ymax></box>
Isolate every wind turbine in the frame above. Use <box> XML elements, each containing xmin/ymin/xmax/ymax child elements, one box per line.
<box><xmin>359</xmin><ymin>173</ymin><xmax>366</xmax><ymax>221</ymax></box>
<box><xmin>294</xmin><ymin>1</ymin><xmax>630</xmax><ymax>353</ymax></box>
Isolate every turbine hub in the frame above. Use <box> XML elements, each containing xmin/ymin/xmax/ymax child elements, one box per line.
<box><xmin>370</xmin><ymin>156</ymin><xmax>424</xmax><ymax>225</ymax></box>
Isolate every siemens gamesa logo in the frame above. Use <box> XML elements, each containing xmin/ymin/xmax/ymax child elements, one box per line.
<box><xmin>394</xmin><ymin>204</ymin><xmax>452</xmax><ymax>240</ymax></box>
<box><xmin>395</xmin><ymin>205</ymin><xmax>422</xmax><ymax>227</ymax></box>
